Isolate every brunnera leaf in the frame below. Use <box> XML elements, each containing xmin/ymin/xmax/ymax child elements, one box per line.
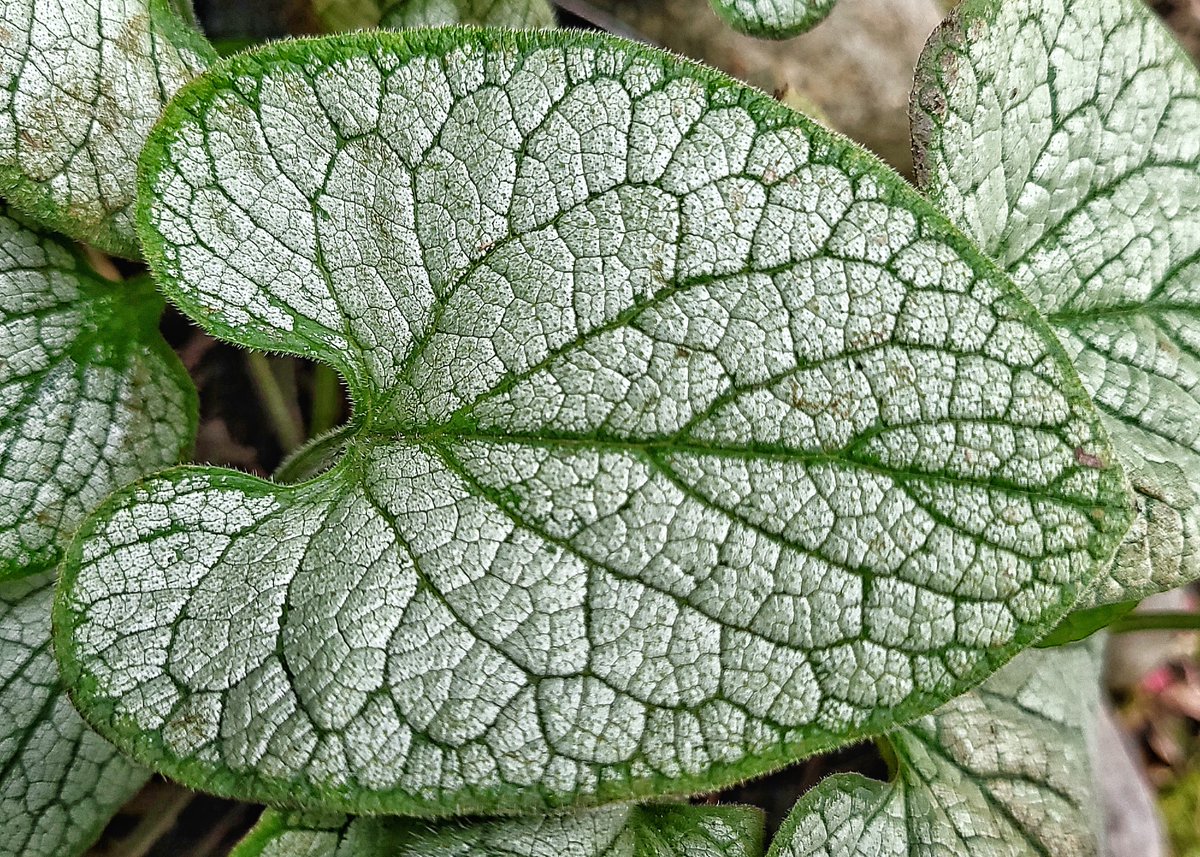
<box><xmin>911</xmin><ymin>0</ymin><xmax>1200</xmax><ymax>609</ymax></box>
<box><xmin>229</xmin><ymin>803</ymin><xmax>764</xmax><ymax>857</ymax></box>
<box><xmin>1</xmin><ymin>574</ymin><xmax>150</xmax><ymax>857</ymax></box>
<box><xmin>0</xmin><ymin>205</ymin><xmax>196</xmax><ymax>582</ymax></box>
<box><xmin>707</xmin><ymin>0</ymin><xmax>836</xmax><ymax>40</ymax></box>
<box><xmin>313</xmin><ymin>0</ymin><xmax>555</xmax><ymax>32</ymax></box>
<box><xmin>0</xmin><ymin>0</ymin><xmax>216</xmax><ymax>258</ymax></box>
<box><xmin>55</xmin><ymin>29</ymin><xmax>1129</xmax><ymax>816</ymax></box>
<box><xmin>771</xmin><ymin>640</ymin><xmax>1104</xmax><ymax>857</ymax></box>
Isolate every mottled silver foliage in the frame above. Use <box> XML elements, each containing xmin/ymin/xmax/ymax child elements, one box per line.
<box><xmin>774</xmin><ymin>641</ymin><xmax>1104</xmax><ymax>857</ymax></box>
<box><xmin>314</xmin><ymin>0</ymin><xmax>555</xmax><ymax>31</ymax></box>
<box><xmin>1</xmin><ymin>574</ymin><xmax>149</xmax><ymax>857</ymax></box>
<box><xmin>231</xmin><ymin>803</ymin><xmax>764</xmax><ymax>857</ymax></box>
<box><xmin>912</xmin><ymin>0</ymin><xmax>1200</xmax><ymax>607</ymax></box>
<box><xmin>0</xmin><ymin>0</ymin><xmax>214</xmax><ymax>257</ymax></box>
<box><xmin>707</xmin><ymin>0</ymin><xmax>837</xmax><ymax>40</ymax></box>
<box><xmin>57</xmin><ymin>31</ymin><xmax>1128</xmax><ymax>815</ymax></box>
<box><xmin>0</xmin><ymin>207</ymin><xmax>195</xmax><ymax>581</ymax></box>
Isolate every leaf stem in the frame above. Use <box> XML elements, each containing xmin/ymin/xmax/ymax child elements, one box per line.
<box><xmin>246</xmin><ymin>353</ymin><xmax>305</xmax><ymax>454</ymax></box>
<box><xmin>117</xmin><ymin>785</ymin><xmax>194</xmax><ymax>857</ymax></box>
<box><xmin>1108</xmin><ymin>612</ymin><xmax>1200</xmax><ymax>634</ymax></box>
<box><xmin>309</xmin><ymin>363</ymin><xmax>343</xmax><ymax>437</ymax></box>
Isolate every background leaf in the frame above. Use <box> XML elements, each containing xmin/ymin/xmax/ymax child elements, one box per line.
<box><xmin>230</xmin><ymin>803</ymin><xmax>764</xmax><ymax>857</ymax></box>
<box><xmin>0</xmin><ymin>0</ymin><xmax>215</xmax><ymax>257</ymax></box>
<box><xmin>706</xmin><ymin>0</ymin><xmax>837</xmax><ymax>40</ymax></box>
<box><xmin>911</xmin><ymin>0</ymin><xmax>1200</xmax><ymax>609</ymax></box>
<box><xmin>1</xmin><ymin>573</ymin><xmax>149</xmax><ymax>857</ymax></box>
<box><xmin>57</xmin><ymin>29</ymin><xmax>1128</xmax><ymax>817</ymax></box>
<box><xmin>313</xmin><ymin>0</ymin><xmax>555</xmax><ymax>31</ymax></box>
<box><xmin>771</xmin><ymin>640</ymin><xmax>1104</xmax><ymax>856</ymax></box>
<box><xmin>0</xmin><ymin>206</ymin><xmax>196</xmax><ymax>581</ymax></box>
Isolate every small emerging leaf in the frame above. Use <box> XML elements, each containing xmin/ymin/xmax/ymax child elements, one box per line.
<box><xmin>0</xmin><ymin>0</ymin><xmax>215</xmax><ymax>257</ymax></box>
<box><xmin>230</xmin><ymin>803</ymin><xmax>764</xmax><ymax>857</ymax></box>
<box><xmin>772</xmin><ymin>641</ymin><xmax>1104</xmax><ymax>856</ymax></box>
<box><xmin>314</xmin><ymin>0</ymin><xmax>555</xmax><ymax>31</ymax></box>
<box><xmin>911</xmin><ymin>0</ymin><xmax>1200</xmax><ymax>608</ymax></box>
<box><xmin>0</xmin><ymin>206</ymin><xmax>196</xmax><ymax>581</ymax></box>
<box><xmin>707</xmin><ymin>0</ymin><xmax>837</xmax><ymax>40</ymax></box>
<box><xmin>56</xmin><ymin>30</ymin><xmax>1129</xmax><ymax>816</ymax></box>
<box><xmin>1</xmin><ymin>574</ymin><xmax>149</xmax><ymax>857</ymax></box>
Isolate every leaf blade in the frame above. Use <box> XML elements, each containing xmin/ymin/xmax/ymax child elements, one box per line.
<box><xmin>1</xmin><ymin>574</ymin><xmax>150</xmax><ymax>857</ymax></box>
<box><xmin>0</xmin><ymin>0</ymin><xmax>215</xmax><ymax>257</ymax></box>
<box><xmin>911</xmin><ymin>0</ymin><xmax>1200</xmax><ymax>608</ymax></box>
<box><xmin>59</xmin><ymin>29</ymin><xmax>1129</xmax><ymax>815</ymax></box>
<box><xmin>770</xmin><ymin>641</ymin><xmax>1105</xmax><ymax>857</ymax></box>
<box><xmin>229</xmin><ymin>803</ymin><xmax>765</xmax><ymax>857</ymax></box>
<box><xmin>0</xmin><ymin>206</ymin><xmax>197</xmax><ymax>581</ymax></box>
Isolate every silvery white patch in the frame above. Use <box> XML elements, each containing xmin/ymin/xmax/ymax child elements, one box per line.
<box><xmin>707</xmin><ymin>0</ymin><xmax>837</xmax><ymax>39</ymax></box>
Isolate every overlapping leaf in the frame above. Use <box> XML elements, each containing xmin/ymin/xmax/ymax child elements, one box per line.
<box><xmin>0</xmin><ymin>206</ymin><xmax>195</xmax><ymax>581</ymax></box>
<box><xmin>313</xmin><ymin>0</ymin><xmax>555</xmax><ymax>31</ymax></box>
<box><xmin>911</xmin><ymin>0</ymin><xmax>1200</xmax><ymax>608</ymax></box>
<box><xmin>772</xmin><ymin>641</ymin><xmax>1104</xmax><ymax>856</ymax></box>
<box><xmin>707</xmin><ymin>0</ymin><xmax>837</xmax><ymax>40</ymax></box>
<box><xmin>55</xmin><ymin>30</ymin><xmax>1129</xmax><ymax>817</ymax></box>
<box><xmin>1</xmin><ymin>573</ymin><xmax>149</xmax><ymax>857</ymax></box>
<box><xmin>231</xmin><ymin>803</ymin><xmax>764</xmax><ymax>857</ymax></box>
<box><xmin>0</xmin><ymin>0</ymin><xmax>215</xmax><ymax>257</ymax></box>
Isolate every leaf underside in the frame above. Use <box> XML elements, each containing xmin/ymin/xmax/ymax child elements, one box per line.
<box><xmin>773</xmin><ymin>640</ymin><xmax>1103</xmax><ymax>857</ymax></box>
<box><xmin>314</xmin><ymin>0</ymin><xmax>556</xmax><ymax>31</ymax></box>
<box><xmin>911</xmin><ymin>0</ymin><xmax>1200</xmax><ymax>609</ymax></box>
<box><xmin>0</xmin><ymin>0</ymin><xmax>215</xmax><ymax>257</ymax></box>
<box><xmin>707</xmin><ymin>0</ymin><xmax>837</xmax><ymax>40</ymax></box>
<box><xmin>56</xmin><ymin>29</ymin><xmax>1129</xmax><ymax>817</ymax></box>
<box><xmin>231</xmin><ymin>803</ymin><xmax>764</xmax><ymax>857</ymax></box>
<box><xmin>0</xmin><ymin>206</ymin><xmax>196</xmax><ymax>582</ymax></box>
<box><xmin>1</xmin><ymin>574</ymin><xmax>149</xmax><ymax>857</ymax></box>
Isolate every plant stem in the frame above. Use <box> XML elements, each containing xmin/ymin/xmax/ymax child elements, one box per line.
<box><xmin>309</xmin><ymin>363</ymin><xmax>343</xmax><ymax>437</ymax></box>
<box><xmin>246</xmin><ymin>353</ymin><xmax>305</xmax><ymax>454</ymax></box>
<box><xmin>117</xmin><ymin>786</ymin><xmax>194</xmax><ymax>857</ymax></box>
<box><xmin>1108</xmin><ymin>612</ymin><xmax>1200</xmax><ymax>634</ymax></box>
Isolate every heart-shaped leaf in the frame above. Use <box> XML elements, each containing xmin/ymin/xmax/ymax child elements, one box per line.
<box><xmin>0</xmin><ymin>206</ymin><xmax>196</xmax><ymax>582</ymax></box>
<box><xmin>314</xmin><ymin>0</ymin><xmax>555</xmax><ymax>31</ymax></box>
<box><xmin>0</xmin><ymin>0</ymin><xmax>215</xmax><ymax>257</ymax></box>
<box><xmin>56</xmin><ymin>29</ymin><xmax>1129</xmax><ymax>816</ymax></box>
<box><xmin>911</xmin><ymin>0</ymin><xmax>1200</xmax><ymax>609</ymax></box>
<box><xmin>1</xmin><ymin>573</ymin><xmax>150</xmax><ymax>857</ymax></box>
<box><xmin>230</xmin><ymin>803</ymin><xmax>764</xmax><ymax>857</ymax></box>
<box><xmin>771</xmin><ymin>640</ymin><xmax>1104</xmax><ymax>856</ymax></box>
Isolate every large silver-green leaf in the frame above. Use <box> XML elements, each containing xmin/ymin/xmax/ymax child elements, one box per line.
<box><xmin>230</xmin><ymin>803</ymin><xmax>764</xmax><ymax>857</ymax></box>
<box><xmin>772</xmin><ymin>641</ymin><xmax>1103</xmax><ymax>856</ymax></box>
<box><xmin>0</xmin><ymin>206</ymin><xmax>196</xmax><ymax>581</ymax></box>
<box><xmin>911</xmin><ymin>0</ymin><xmax>1200</xmax><ymax>608</ymax></box>
<box><xmin>55</xmin><ymin>29</ymin><xmax>1129</xmax><ymax>817</ymax></box>
<box><xmin>313</xmin><ymin>0</ymin><xmax>555</xmax><ymax>31</ymax></box>
<box><xmin>707</xmin><ymin>0</ymin><xmax>836</xmax><ymax>40</ymax></box>
<box><xmin>0</xmin><ymin>0</ymin><xmax>215</xmax><ymax>257</ymax></box>
<box><xmin>1</xmin><ymin>573</ymin><xmax>149</xmax><ymax>857</ymax></box>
